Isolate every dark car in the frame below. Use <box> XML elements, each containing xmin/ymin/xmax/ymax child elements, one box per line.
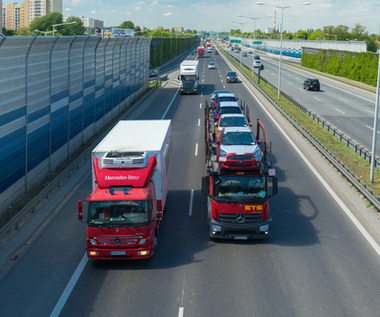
<box><xmin>226</xmin><ymin>71</ymin><xmax>238</xmax><ymax>83</ymax></box>
<box><xmin>215</xmin><ymin>50</ymin><xmax>219</xmax><ymax>55</ymax></box>
<box><xmin>254</xmin><ymin>55</ymin><xmax>260</xmax><ymax>60</ymax></box>
<box><xmin>242</xmin><ymin>52</ymin><xmax>247</xmax><ymax>57</ymax></box>
<box><xmin>149</xmin><ymin>68</ymin><xmax>158</xmax><ymax>77</ymax></box>
<box><xmin>303</xmin><ymin>78</ymin><xmax>320</xmax><ymax>91</ymax></box>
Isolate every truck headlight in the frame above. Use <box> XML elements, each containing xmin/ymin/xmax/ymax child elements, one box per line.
<box><xmin>139</xmin><ymin>238</ymin><xmax>147</xmax><ymax>245</ymax></box>
<box><xmin>89</xmin><ymin>238</ymin><xmax>97</xmax><ymax>246</ymax></box>
<box><xmin>259</xmin><ymin>225</ymin><xmax>269</xmax><ymax>232</ymax></box>
<box><xmin>211</xmin><ymin>225</ymin><xmax>222</xmax><ymax>232</ymax></box>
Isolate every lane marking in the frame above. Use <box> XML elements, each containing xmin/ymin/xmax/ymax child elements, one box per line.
<box><xmin>198</xmin><ymin>118</ymin><xmax>201</xmax><ymax>126</ymax></box>
<box><xmin>189</xmin><ymin>189</ymin><xmax>194</xmax><ymax>216</ymax></box>
<box><xmin>200</xmin><ymin>103</ymin><xmax>202</xmax><ymax>109</ymax></box>
<box><xmin>162</xmin><ymin>87</ymin><xmax>180</xmax><ymax>119</ymax></box>
<box><xmin>365</xmin><ymin>109</ymin><xmax>374</xmax><ymax>115</ymax></box>
<box><xmin>366</xmin><ymin>125</ymin><xmax>380</xmax><ymax>134</ymax></box>
<box><xmin>242</xmin><ymin>79</ymin><xmax>380</xmax><ymax>257</ymax></box>
<box><xmin>195</xmin><ymin>143</ymin><xmax>198</xmax><ymax>156</ymax></box>
<box><xmin>49</xmin><ymin>253</ymin><xmax>88</xmax><ymax>317</ymax></box>
<box><xmin>334</xmin><ymin>108</ymin><xmax>345</xmax><ymax>114</ymax></box>
<box><xmin>178</xmin><ymin>307</ymin><xmax>184</xmax><ymax>317</ymax></box>
<box><xmin>313</xmin><ymin>96</ymin><xmax>321</xmax><ymax>101</ymax></box>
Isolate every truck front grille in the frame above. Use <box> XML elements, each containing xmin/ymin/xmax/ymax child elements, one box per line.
<box><xmin>95</xmin><ymin>236</ymin><xmax>143</xmax><ymax>247</ymax></box>
<box><xmin>219</xmin><ymin>213</ymin><xmax>262</xmax><ymax>224</ymax></box>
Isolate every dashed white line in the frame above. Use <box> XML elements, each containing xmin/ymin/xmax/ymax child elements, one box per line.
<box><xmin>178</xmin><ymin>307</ymin><xmax>184</xmax><ymax>317</ymax></box>
<box><xmin>365</xmin><ymin>109</ymin><xmax>374</xmax><ymax>115</ymax></box>
<box><xmin>366</xmin><ymin>125</ymin><xmax>380</xmax><ymax>134</ymax></box>
<box><xmin>200</xmin><ymin>103</ymin><xmax>202</xmax><ymax>109</ymax></box>
<box><xmin>313</xmin><ymin>96</ymin><xmax>321</xmax><ymax>101</ymax></box>
<box><xmin>198</xmin><ymin>118</ymin><xmax>201</xmax><ymax>126</ymax></box>
<box><xmin>195</xmin><ymin>143</ymin><xmax>198</xmax><ymax>156</ymax></box>
<box><xmin>188</xmin><ymin>189</ymin><xmax>194</xmax><ymax>216</ymax></box>
<box><xmin>334</xmin><ymin>108</ymin><xmax>345</xmax><ymax>114</ymax></box>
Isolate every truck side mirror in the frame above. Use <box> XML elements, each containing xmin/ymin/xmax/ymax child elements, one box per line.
<box><xmin>201</xmin><ymin>176</ymin><xmax>210</xmax><ymax>195</ymax></box>
<box><xmin>77</xmin><ymin>200</ymin><xmax>83</xmax><ymax>220</ymax></box>
<box><xmin>178</xmin><ymin>75</ymin><xmax>180</xmax><ymax>80</ymax></box>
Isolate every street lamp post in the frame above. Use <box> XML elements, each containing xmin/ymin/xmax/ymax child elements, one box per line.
<box><xmin>231</xmin><ymin>21</ymin><xmax>246</xmax><ymax>67</ymax></box>
<box><xmin>52</xmin><ymin>21</ymin><xmax>77</xmax><ymax>36</ymax></box>
<box><xmin>257</xmin><ymin>2</ymin><xmax>310</xmax><ymax>100</ymax></box>
<box><xmin>238</xmin><ymin>15</ymin><xmax>272</xmax><ymax>41</ymax></box>
<box><xmin>370</xmin><ymin>49</ymin><xmax>380</xmax><ymax>182</ymax></box>
<box><xmin>34</xmin><ymin>29</ymin><xmax>54</xmax><ymax>36</ymax></box>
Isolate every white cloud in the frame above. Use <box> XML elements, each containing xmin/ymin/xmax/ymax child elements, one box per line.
<box><xmin>152</xmin><ymin>1</ymin><xmax>159</xmax><ymax>4</ymax></box>
<box><xmin>91</xmin><ymin>10</ymin><xmax>97</xmax><ymax>14</ymax></box>
<box><xmin>64</xmin><ymin>8</ymin><xmax>72</xmax><ymax>12</ymax></box>
<box><xmin>163</xmin><ymin>12</ymin><xmax>172</xmax><ymax>16</ymax></box>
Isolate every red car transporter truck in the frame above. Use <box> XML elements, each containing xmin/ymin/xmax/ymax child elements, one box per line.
<box><xmin>202</xmin><ymin>100</ymin><xmax>278</xmax><ymax>240</ymax></box>
<box><xmin>78</xmin><ymin>120</ymin><xmax>172</xmax><ymax>259</ymax></box>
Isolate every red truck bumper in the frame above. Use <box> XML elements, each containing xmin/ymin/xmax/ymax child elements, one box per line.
<box><xmin>86</xmin><ymin>245</ymin><xmax>154</xmax><ymax>260</ymax></box>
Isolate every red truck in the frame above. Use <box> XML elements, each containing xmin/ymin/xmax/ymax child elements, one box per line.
<box><xmin>202</xmin><ymin>100</ymin><xmax>278</xmax><ymax>240</ymax></box>
<box><xmin>197</xmin><ymin>46</ymin><xmax>205</xmax><ymax>58</ymax></box>
<box><xmin>78</xmin><ymin>120</ymin><xmax>172</xmax><ymax>259</ymax></box>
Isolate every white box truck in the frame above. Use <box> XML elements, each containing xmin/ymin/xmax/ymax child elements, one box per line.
<box><xmin>77</xmin><ymin>120</ymin><xmax>172</xmax><ymax>259</ymax></box>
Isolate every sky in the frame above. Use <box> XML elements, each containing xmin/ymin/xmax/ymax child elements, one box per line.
<box><xmin>3</xmin><ymin>0</ymin><xmax>380</xmax><ymax>34</ymax></box>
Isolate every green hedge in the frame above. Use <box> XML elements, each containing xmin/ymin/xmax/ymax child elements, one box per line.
<box><xmin>150</xmin><ymin>36</ymin><xmax>198</xmax><ymax>68</ymax></box>
<box><xmin>301</xmin><ymin>50</ymin><xmax>379</xmax><ymax>87</ymax></box>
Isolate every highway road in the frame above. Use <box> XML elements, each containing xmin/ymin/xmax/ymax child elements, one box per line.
<box><xmin>0</xmin><ymin>47</ymin><xmax>380</xmax><ymax>317</ymax></box>
<box><xmin>226</xmin><ymin>44</ymin><xmax>380</xmax><ymax>155</ymax></box>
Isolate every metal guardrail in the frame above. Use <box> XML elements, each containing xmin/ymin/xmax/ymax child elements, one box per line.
<box><xmin>219</xmin><ymin>44</ymin><xmax>380</xmax><ymax>211</ymax></box>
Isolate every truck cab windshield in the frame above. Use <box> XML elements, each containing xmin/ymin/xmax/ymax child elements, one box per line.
<box><xmin>215</xmin><ymin>176</ymin><xmax>266</xmax><ymax>200</ymax></box>
<box><xmin>88</xmin><ymin>200</ymin><xmax>150</xmax><ymax>226</ymax></box>
<box><xmin>181</xmin><ymin>75</ymin><xmax>197</xmax><ymax>81</ymax></box>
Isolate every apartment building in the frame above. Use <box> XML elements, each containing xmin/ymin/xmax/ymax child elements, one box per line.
<box><xmin>2</xmin><ymin>0</ymin><xmax>62</xmax><ymax>30</ymax></box>
<box><xmin>79</xmin><ymin>16</ymin><xmax>104</xmax><ymax>28</ymax></box>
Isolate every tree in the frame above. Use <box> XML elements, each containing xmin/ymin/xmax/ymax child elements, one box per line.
<box><xmin>60</xmin><ymin>16</ymin><xmax>85</xmax><ymax>35</ymax></box>
<box><xmin>295</xmin><ymin>30</ymin><xmax>310</xmax><ymax>40</ymax></box>
<box><xmin>120</xmin><ymin>20</ymin><xmax>135</xmax><ymax>29</ymax></box>
<box><xmin>16</xmin><ymin>27</ymin><xmax>31</xmax><ymax>36</ymax></box>
<box><xmin>29</xmin><ymin>12</ymin><xmax>63</xmax><ymax>33</ymax></box>
<box><xmin>2</xmin><ymin>27</ymin><xmax>15</xmax><ymax>36</ymax></box>
<box><xmin>309</xmin><ymin>29</ymin><xmax>325</xmax><ymax>40</ymax></box>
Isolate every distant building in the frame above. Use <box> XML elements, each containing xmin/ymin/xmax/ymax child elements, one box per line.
<box><xmin>2</xmin><ymin>0</ymin><xmax>62</xmax><ymax>30</ymax></box>
<box><xmin>0</xmin><ymin>0</ymin><xmax>2</xmax><ymax>29</ymax></box>
<box><xmin>171</xmin><ymin>26</ymin><xmax>183</xmax><ymax>32</ymax></box>
<box><xmin>79</xmin><ymin>16</ymin><xmax>104</xmax><ymax>28</ymax></box>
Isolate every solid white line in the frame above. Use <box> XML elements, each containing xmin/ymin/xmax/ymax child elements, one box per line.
<box><xmin>242</xmin><ymin>80</ymin><xmax>380</xmax><ymax>257</ymax></box>
<box><xmin>195</xmin><ymin>143</ymin><xmax>198</xmax><ymax>156</ymax></box>
<box><xmin>161</xmin><ymin>87</ymin><xmax>180</xmax><ymax>119</ymax></box>
<box><xmin>178</xmin><ymin>307</ymin><xmax>184</xmax><ymax>317</ymax></box>
<box><xmin>366</xmin><ymin>125</ymin><xmax>380</xmax><ymax>134</ymax></box>
<box><xmin>198</xmin><ymin>118</ymin><xmax>201</xmax><ymax>126</ymax></box>
<box><xmin>189</xmin><ymin>189</ymin><xmax>194</xmax><ymax>216</ymax></box>
<box><xmin>334</xmin><ymin>108</ymin><xmax>345</xmax><ymax>114</ymax></box>
<box><xmin>49</xmin><ymin>253</ymin><xmax>88</xmax><ymax>317</ymax></box>
<box><xmin>200</xmin><ymin>103</ymin><xmax>202</xmax><ymax>109</ymax></box>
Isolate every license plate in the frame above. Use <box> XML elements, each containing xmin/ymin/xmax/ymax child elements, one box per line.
<box><xmin>233</xmin><ymin>236</ymin><xmax>248</xmax><ymax>240</ymax></box>
<box><xmin>110</xmin><ymin>251</ymin><xmax>126</xmax><ymax>256</ymax></box>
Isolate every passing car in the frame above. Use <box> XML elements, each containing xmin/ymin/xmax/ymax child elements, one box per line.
<box><xmin>208</xmin><ymin>62</ymin><xmax>216</xmax><ymax>69</ymax></box>
<box><xmin>217</xmin><ymin>126</ymin><xmax>262</xmax><ymax>170</ymax></box>
<box><xmin>215</xmin><ymin>50</ymin><xmax>219</xmax><ymax>55</ymax></box>
<box><xmin>149</xmin><ymin>68</ymin><xmax>158</xmax><ymax>77</ymax></box>
<box><xmin>254</xmin><ymin>55</ymin><xmax>260</xmax><ymax>60</ymax></box>
<box><xmin>242</xmin><ymin>52</ymin><xmax>247</xmax><ymax>57</ymax></box>
<box><xmin>303</xmin><ymin>78</ymin><xmax>320</xmax><ymax>91</ymax></box>
<box><xmin>249</xmin><ymin>50</ymin><xmax>253</xmax><ymax>54</ymax></box>
<box><xmin>226</xmin><ymin>71</ymin><xmax>238</xmax><ymax>83</ymax></box>
<box><xmin>253</xmin><ymin>60</ymin><xmax>264</xmax><ymax>70</ymax></box>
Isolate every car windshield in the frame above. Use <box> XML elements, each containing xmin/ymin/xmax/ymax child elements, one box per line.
<box><xmin>222</xmin><ymin>131</ymin><xmax>255</xmax><ymax>145</ymax></box>
<box><xmin>209</xmin><ymin>62</ymin><xmax>214</xmax><ymax>66</ymax></box>
<box><xmin>215</xmin><ymin>175</ymin><xmax>266</xmax><ymax>199</ymax></box>
<box><xmin>227</xmin><ymin>72</ymin><xmax>236</xmax><ymax>76</ymax></box>
<box><xmin>88</xmin><ymin>200</ymin><xmax>150</xmax><ymax>226</ymax></box>
<box><xmin>220</xmin><ymin>116</ymin><xmax>248</xmax><ymax>127</ymax></box>
<box><xmin>181</xmin><ymin>75</ymin><xmax>197</xmax><ymax>81</ymax></box>
<box><xmin>219</xmin><ymin>107</ymin><xmax>242</xmax><ymax>115</ymax></box>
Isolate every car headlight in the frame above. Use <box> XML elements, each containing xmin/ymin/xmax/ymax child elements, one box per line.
<box><xmin>253</xmin><ymin>147</ymin><xmax>261</xmax><ymax>156</ymax></box>
<box><xmin>220</xmin><ymin>149</ymin><xmax>227</xmax><ymax>156</ymax></box>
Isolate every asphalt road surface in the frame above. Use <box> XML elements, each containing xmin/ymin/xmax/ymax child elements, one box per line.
<box><xmin>0</xmin><ymin>47</ymin><xmax>380</xmax><ymax>317</ymax></box>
